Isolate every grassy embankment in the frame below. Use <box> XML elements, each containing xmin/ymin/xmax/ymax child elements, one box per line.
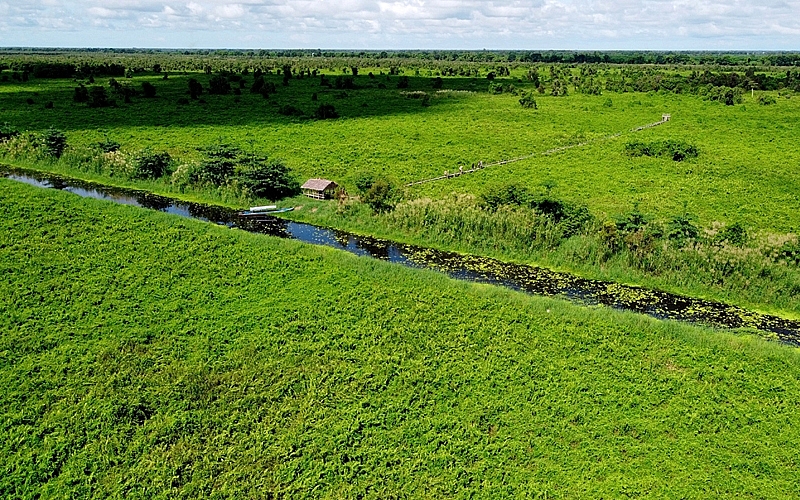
<box><xmin>2</xmin><ymin>71</ymin><xmax>800</xmax><ymax>316</ymax></box>
<box><xmin>2</xmin><ymin>179</ymin><xmax>800</xmax><ymax>497</ymax></box>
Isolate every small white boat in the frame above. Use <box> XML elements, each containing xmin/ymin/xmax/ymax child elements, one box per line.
<box><xmin>239</xmin><ymin>206</ymin><xmax>294</xmax><ymax>216</ymax></box>
<box><xmin>249</xmin><ymin>205</ymin><xmax>277</xmax><ymax>212</ymax></box>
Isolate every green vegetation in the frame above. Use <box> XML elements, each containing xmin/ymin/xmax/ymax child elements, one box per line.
<box><xmin>2</xmin><ymin>179</ymin><xmax>800</xmax><ymax>497</ymax></box>
<box><xmin>1</xmin><ymin>52</ymin><xmax>800</xmax><ymax>319</ymax></box>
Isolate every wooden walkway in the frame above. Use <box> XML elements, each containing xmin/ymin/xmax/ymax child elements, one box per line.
<box><xmin>405</xmin><ymin>114</ymin><xmax>671</xmax><ymax>187</ymax></box>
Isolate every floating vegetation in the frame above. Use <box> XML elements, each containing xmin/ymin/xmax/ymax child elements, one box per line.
<box><xmin>4</xmin><ymin>165</ymin><xmax>799</xmax><ymax>346</ymax></box>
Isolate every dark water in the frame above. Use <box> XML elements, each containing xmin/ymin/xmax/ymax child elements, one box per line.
<box><xmin>4</xmin><ymin>166</ymin><xmax>800</xmax><ymax>346</ymax></box>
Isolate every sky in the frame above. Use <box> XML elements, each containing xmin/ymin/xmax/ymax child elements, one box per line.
<box><xmin>1</xmin><ymin>1</ymin><xmax>799</xmax><ymax>50</ymax></box>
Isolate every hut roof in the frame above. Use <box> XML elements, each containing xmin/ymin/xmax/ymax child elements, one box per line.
<box><xmin>301</xmin><ymin>178</ymin><xmax>337</xmax><ymax>191</ymax></box>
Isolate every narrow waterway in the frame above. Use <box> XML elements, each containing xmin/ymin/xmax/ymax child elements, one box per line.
<box><xmin>4</xmin><ymin>166</ymin><xmax>799</xmax><ymax>346</ymax></box>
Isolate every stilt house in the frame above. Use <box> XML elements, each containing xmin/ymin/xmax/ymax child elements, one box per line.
<box><xmin>301</xmin><ymin>178</ymin><xmax>338</xmax><ymax>199</ymax></box>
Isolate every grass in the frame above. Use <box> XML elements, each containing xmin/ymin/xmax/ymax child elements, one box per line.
<box><xmin>2</xmin><ymin>71</ymin><xmax>799</xmax><ymax>230</ymax></box>
<box><xmin>2</xmin><ymin>70</ymin><xmax>800</xmax><ymax>314</ymax></box>
<box><xmin>2</xmin><ymin>179</ymin><xmax>800</xmax><ymax>498</ymax></box>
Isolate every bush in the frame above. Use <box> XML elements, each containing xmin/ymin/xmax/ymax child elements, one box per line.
<box><xmin>624</xmin><ymin>140</ymin><xmax>698</xmax><ymax>161</ymax></box>
<box><xmin>238</xmin><ymin>160</ymin><xmax>300</xmax><ymax>200</ymax></box>
<box><xmin>363</xmin><ymin>178</ymin><xmax>401</xmax><ymax>214</ymax></box>
<box><xmin>74</xmin><ymin>85</ymin><xmax>89</xmax><ymax>103</ymax></box>
<box><xmin>0</xmin><ymin>123</ymin><xmax>19</xmax><ymax>142</ymax></box>
<box><xmin>334</xmin><ymin>76</ymin><xmax>356</xmax><ymax>90</ymax></box>
<box><xmin>615</xmin><ymin>204</ymin><xmax>651</xmax><ymax>233</ymax></box>
<box><xmin>141</xmin><ymin>82</ymin><xmax>157</xmax><ymax>98</ymax></box>
<box><xmin>717</xmin><ymin>222</ymin><xmax>748</xmax><ymax>246</ymax></box>
<box><xmin>666</xmin><ymin>211</ymin><xmax>700</xmax><ymax>244</ymax></box>
<box><xmin>353</xmin><ymin>171</ymin><xmax>376</xmax><ymax>195</ymax></box>
<box><xmin>278</xmin><ymin>105</ymin><xmax>304</xmax><ymax>117</ymax></box>
<box><xmin>757</xmin><ymin>94</ymin><xmax>777</xmax><ymax>105</ymax></box>
<box><xmin>95</xmin><ymin>138</ymin><xmax>121</xmax><ymax>153</ymax></box>
<box><xmin>131</xmin><ymin>149</ymin><xmax>172</xmax><ymax>179</ymax></box>
<box><xmin>209</xmin><ymin>75</ymin><xmax>231</xmax><ymax>95</ymax></box>
<box><xmin>43</xmin><ymin>128</ymin><xmax>67</xmax><ymax>158</ymax></box>
<box><xmin>190</xmin><ymin>144</ymin><xmax>239</xmax><ymax>186</ymax></box>
<box><xmin>396</xmin><ymin>76</ymin><xmax>409</xmax><ymax>89</ymax></box>
<box><xmin>188</xmin><ymin>78</ymin><xmax>203</xmax><ymax>99</ymax></box>
<box><xmin>314</xmin><ymin>104</ymin><xmax>339</xmax><ymax>119</ymax></box>
<box><xmin>88</xmin><ymin>86</ymin><xmax>114</xmax><ymax>108</ymax></box>
<box><xmin>432</xmin><ymin>77</ymin><xmax>443</xmax><ymax>89</ymax></box>
<box><xmin>480</xmin><ymin>183</ymin><xmax>532</xmax><ymax>211</ymax></box>
<box><xmin>519</xmin><ymin>91</ymin><xmax>537</xmax><ymax>109</ymax></box>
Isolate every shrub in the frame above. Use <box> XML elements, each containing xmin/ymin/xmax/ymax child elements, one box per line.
<box><xmin>44</xmin><ymin>101</ymin><xmax>54</xmax><ymax>109</ymax></box>
<box><xmin>480</xmin><ymin>184</ymin><xmax>533</xmax><ymax>210</ymax></box>
<box><xmin>314</xmin><ymin>104</ymin><xmax>339</xmax><ymax>119</ymax></box>
<box><xmin>88</xmin><ymin>86</ymin><xmax>113</xmax><ymax>108</ymax></box>
<box><xmin>131</xmin><ymin>149</ymin><xmax>172</xmax><ymax>179</ymax></box>
<box><xmin>519</xmin><ymin>91</ymin><xmax>537</xmax><ymax>109</ymax></box>
<box><xmin>237</xmin><ymin>160</ymin><xmax>300</xmax><ymax>200</ymax></box>
<box><xmin>208</xmin><ymin>75</ymin><xmax>231</xmax><ymax>95</ymax></box>
<box><xmin>363</xmin><ymin>178</ymin><xmax>401</xmax><ymax>214</ymax></box>
<box><xmin>666</xmin><ymin>211</ymin><xmax>700</xmax><ymax>244</ymax></box>
<box><xmin>95</xmin><ymin>138</ymin><xmax>121</xmax><ymax>153</ymax></box>
<box><xmin>717</xmin><ymin>222</ymin><xmax>748</xmax><ymax>246</ymax></box>
<box><xmin>0</xmin><ymin>122</ymin><xmax>19</xmax><ymax>142</ymax></box>
<box><xmin>74</xmin><ymin>85</ymin><xmax>90</xmax><ymax>103</ymax></box>
<box><xmin>190</xmin><ymin>144</ymin><xmax>239</xmax><ymax>186</ymax></box>
<box><xmin>757</xmin><ymin>94</ymin><xmax>777</xmax><ymax>105</ymax></box>
<box><xmin>353</xmin><ymin>171</ymin><xmax>376</xmax><ymax>195</ymax></box>
<box><xmin>278</xmin><ymin>105</ymin><xmax>304</xmax><ymax>117</ymax></box>
<box><xmin>432</xmin><ymin>77</ymin><xmax>443</xmax><ymax>89</ymax></box>
<box><xmin>624</xmin><ymin>140</ymin><xmax>698</xmax><ymax>161</ymax></box>
<box><xmin>396</xmin><ymin>76</ymin><xmax>409</xmax><ymax>89</ymax></box>
<box><xmin>334</xmin><ymin>76</ymin><xmax>356</xmax><ymax>89</ymax></box>
<box><xmin>42</xmin><ymin>128</ymin><xmax>67</xmax><ymax>158</ymax></box>
<box><xmin>141</xmin><ymin>82</ymin><xmax>157</xmax><ymax>98</ymax></box>
<box><xmin>187</xmin><ymin>78</ymin><xmax>203</xmax><ymax>99</ymax></box>
<box><xmin>615</xmin><ymin>204</ymin><xmax>651</xmax><ymax>234</ymax></box>
<box><xmin>177</xmin><ymin>97</ymin><xmax>190</xmax><ymax>105</ymax></box>
<box><xmin>776</xmin><ymin>240</ymin><xmax>800</xmax><ymax>266</ymax></box>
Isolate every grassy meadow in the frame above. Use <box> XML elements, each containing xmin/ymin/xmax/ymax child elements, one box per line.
<box><xmin>3</xmin><ymin>65</ymin><xmax>800</xmax><ymax>319</ymax></box>
<box><xmin>2</xmin><ymin>70</ymin><xmax>799</xmax><ymax>231</ymax></box>
<box><xmin>2</xmin><ymin>178</ymin><xmax>800</xmax><ymax>498</ymax></box>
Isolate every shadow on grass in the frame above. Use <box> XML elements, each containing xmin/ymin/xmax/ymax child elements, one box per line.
<box><xmin>0</xmin><ymin>74</ymin><xmax>500</xmax><ymax>132</ymax></box>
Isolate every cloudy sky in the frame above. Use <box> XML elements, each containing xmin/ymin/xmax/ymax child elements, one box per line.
<box><xmin>1</xmin><ymin>1</ymin><xmax>799</xmax><ymax>50</ymax></box>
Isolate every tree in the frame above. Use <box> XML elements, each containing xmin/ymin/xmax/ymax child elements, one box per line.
<box><xmin>88</xmin><ymin>86</ymin><xmax>113</xmax><ymax>108</ymax></box>
<box><xmin>362</xmin><ymin>178</ymin><xmax>400</xmax><ymax>213</ymax></box>
<box><xmin>314</xmin><ymin>104</ymin><xmax>339</xmax><ymax>119</ymax></box>
<box><xmin>141</xmin><ymin>82</ymin><xmax>157</xmax><ymax>98</ymax></box>
<box><xmin>519</xmin><ymin>91</ymin><xmax>537</xmax><ymax>109</ymax></box>
<box><xmin>282</xmin><ymin>65</ymin><xmax>292</xmax><ymax>86</ymax></box>
<box><xmin>73</xmin><ymin>85</ymin><xmax>89</xmax><ymax>103</ymax></box>
<box><xmin>188</xmin><ymin>78</ymin><xmax>203</xmax><ymax>99</ymax></box>
<box><xmin>208</xmin><ymin>75</ymin><xmax>231</xmax><ymax>95</ymax></box>
<box><xmin>238</xmin><ymin>160</ymin><xmax>300</xmax><ymax>200</ymax></box>
<box><xmin>43</xmin><ymin>128</ymin><xmax>67</xmax><ymax>158</ymax></box>
<box><xmin>132</xmin><ymin>149</ymin><xmax>172</xmax><ymax>179</ymax></box>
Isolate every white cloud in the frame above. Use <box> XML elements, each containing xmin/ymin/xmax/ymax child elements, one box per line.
<box><xmin>0</xmin><ymin>0</ymin><xmax>798</xmax><ymax>48</ymax></box>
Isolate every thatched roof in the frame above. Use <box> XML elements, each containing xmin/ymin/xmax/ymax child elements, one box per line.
<box><xmin>301</xmin><ymin>178</ymin><xmax>337</xmax><ymax>191</ymax></box>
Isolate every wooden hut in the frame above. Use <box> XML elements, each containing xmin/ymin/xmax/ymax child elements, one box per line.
<box><xmin>301</xmin><ymin>178</ymin><xmax>338</xmax><ymax>199</ymax></box>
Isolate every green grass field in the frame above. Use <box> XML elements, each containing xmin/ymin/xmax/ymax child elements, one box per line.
<box><xmin>2</xmin><ymin>179</ymin><xmax>800</xmax><ymax>498</ymax></box>
<box><xmin>2</xmin><ymin>71</ymin><xmax>799</xmax><ymax>232</ymax></box>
